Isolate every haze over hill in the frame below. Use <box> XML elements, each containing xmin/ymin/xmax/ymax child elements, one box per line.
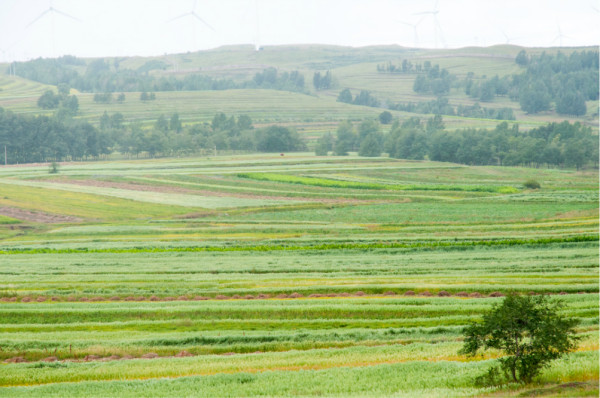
<box><xmin>0</xmin><ymin>0</ymin><xmax>598</xmax><ymax>61</ymax></box>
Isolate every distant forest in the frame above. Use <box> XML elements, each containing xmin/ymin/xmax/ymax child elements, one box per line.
<box><xmin>10</xmin><ymin>57</ymin><xmax>307</xmax><ymax>94</ymax></box>
<box><xmin>374</xmin><ymin>50</ymin><xmax>598</xmax><ymax>117</ymax></box>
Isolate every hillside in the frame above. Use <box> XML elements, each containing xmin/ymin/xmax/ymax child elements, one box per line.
<box><xmin>0</xmin><ymin>44</ymin><xmax>597</xmax><ymax>135</ymax></box>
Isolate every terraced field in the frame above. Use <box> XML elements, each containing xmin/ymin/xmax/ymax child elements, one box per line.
<box><xmin>0</xmin><ymin>154</ymin><xmax>598</xmax><ymax>396</ymax></box>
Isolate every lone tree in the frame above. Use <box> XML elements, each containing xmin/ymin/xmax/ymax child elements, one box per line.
<box><xmin>460</xmin><ymin>293</ymin><xmax>579</xmax><ymax>384</ymax></box>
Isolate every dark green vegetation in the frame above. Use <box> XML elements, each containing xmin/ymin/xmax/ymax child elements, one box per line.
<box><xmin>461</xmin><ymin>294</ymin><xmax>580</xmax><ymax>384</ymax></box>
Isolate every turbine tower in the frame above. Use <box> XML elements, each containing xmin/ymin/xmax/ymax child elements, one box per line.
<box><xmin>254</xmin><ymin>0</ymin><xmax>261</xmax><ymax>51</ymax></box>
<box><xmin>499</xmin><ymin>28</ymin><xmax>520</xmax><ymax>45</ymax></box>
<box><xmin>26</xmin><ymin>0</ymin><xmax>81</xmax><ymax>57</ymax></box>
<box><xmin>551</xmin><ymin>22</ymin><xmax>570</xmax><ymax>47</ymax></box>
<box><xmin>413</xmin><ymin>0</ymin><xmax>446</xmax><ymax>48</ymax></box>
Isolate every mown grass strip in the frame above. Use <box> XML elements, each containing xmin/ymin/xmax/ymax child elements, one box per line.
<box><xmin>0</xmin><ymin>235</ymin><xmax>596</xmax><ymax>255</ymax></box>
<box><xmin>237</xmin><ymin>173</ymin><xmax>519</xmax><ymax>193</ymax></box>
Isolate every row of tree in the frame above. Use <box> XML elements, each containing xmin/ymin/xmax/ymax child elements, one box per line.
<box><xmin>0</xmin><ymin>108</ymin><xmax>111</xmax><ymax>163</ymax></box>
<box><xmin>0</xmin><ymin>108</ymin><xmax>307</xmax><ymax>164</ymax></box>
<box><xmin>337</xmin><ymin>89</ymin><xmax>380</xmax><ymax>107</ymax></box>
<box><xmin>11</xmin><ymin>57</ymin><xmax>310</xmax><ymax>94</ymax></box>
<box><xmin>389</xmin><ymin>97</ymin><xmax>515</xmax><ymax>120</ymax></box>
<box><xmin>317</xmin><ymin>116</ymin><xmax>598</xmax><ymax>169</ymax></box>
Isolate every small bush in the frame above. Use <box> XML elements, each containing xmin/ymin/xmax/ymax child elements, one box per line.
<box><xmin>524</xmin><ymin>179</ymin><xmax>541</xmax><ymax>189</ymax></box>
<box><xmin>49</xmin><ymin>162</ymin><xmax>60</xmax><ymax>174</ymax></box>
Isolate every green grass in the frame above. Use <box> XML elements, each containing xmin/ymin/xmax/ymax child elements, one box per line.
<box><xmin>0</xmin><ymin>154</ymin><xmax>596</xmax><ymax>396</ymax></box>
<box><xmin>237</xmin><ymin>172</ymin><xmax>519</xmax><ymax>193</ymax></box>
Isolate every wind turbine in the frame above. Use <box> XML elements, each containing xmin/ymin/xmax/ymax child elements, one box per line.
<box><xmin>167</xmin><ymin>0</ymin><xmax>216</xmax><ymax>50</ymax></box>
<box><xmin>254</xmin><ymin>0</ymin><xmax>261</xmax><ymax>51</ymax></box>
<box><xmin>551</xmin><ymin>22</ymin><xmax>570</xmax><ymax>47</ymax></box>
<box><xmin>413</xmin><ymin>0</ymin><xmax>446</xmax><ymax>48</ymax></box>
<box><xmin>26</xmin><ymin>0</ymin><xmax>82</xmax><ymax>57</ymax></box>
<box><xmin>499</xmin><ymin>28</ymin><xmax>521</xmax><ymax>45</ymax></box>
<box><xmin>397</xmin><ymin>17</ymin><xmax>425</xmax><ymax>48</ymax></box>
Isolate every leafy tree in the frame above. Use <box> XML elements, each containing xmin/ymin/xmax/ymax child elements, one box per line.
<box><xmin>37</xmin><ymin>90</ymin><xmax>60</xmax><ymax>109</ymax></box>
<box><xmin>314</xmin><ymin>133</ymin><xmax>333</xmax><ymax>156</ymax></box>
<box><xmin>378</xmin><ymin>111</ymin><xmax>392</xmax><ymax>124</ymax></box>
<box><xmin>556</xmin><ymin>91</ymin><xmax>587</xmax><ymax>116</ymax></box>
<box><xmin>49</xmin><ymin>161</ymin><xmax>60</xmax><ymax>174</ymax></box>
<box><xmin>334</xmin><ymin>120</ymin><xmax>356</xmax><ymax>155</ymax></box>
<box><xmin>169</xmin><ymin>113</ymin><xmax>182</xmax><ymax>133</ymax></box>
<box><xmin>57</xmin><ymin>83</ymin><xmax>70</xmax><ymax>96</ymax></box>
<box><xmin>515</xmin><ymin>50</ymin><xmax>529</xmax><ymax>66</ymax></box>
<box><xmin>155</xmin><ymin>115</ymin><xmax>169</xmax><ymax>133</ymax></box>
<box><xmin>117</xmin><ymin>93</ymin><xmax>126</xmax><ymax>102</ymax></box>
<box><xmin>313</xmin><ymin>71</ymin><xmax>332</xmax><ymax>90</ymax></box>
<box><xmin>353</xmin><ymin>90</ymin><xmax>379</xmax><ymax>107</ymax></box>
<box><xmin>93</xmin><ymin>92</ymin><xmax>112</xmax><ymax>103</ymax></box>
<box><xmin>460</xmin><ymin>293</ymin><xmax>579</xmax><ymax>384</ymax></box>
<box><xmin>426</xmin><ymin>114</ymin><xmax>445</xmax><ymax>132</ymax></box>
<box><xmin>61</xmin><ymin>95</ymin><xmax>79</xmax><ymax>114</ymax></box>
<box><xmin>255</xmin><ymin>125</ymin><xmax>306</xmax><ymax>152</ymax></box>
<box><xmin>237</xmin><ymin>115</ymin><xmax>253</xmax><ymax>130</ymax></box>
<box><xmin>358</xmin><ymin>119</ymin><xmax>379</xmax><ymax>141</ymax></box>
<box><xmin>358</xmin><ymin>133</ymin><xmax>382</xmax><ymax>157</ymax></box>
<box><xmin>519</xmin><ymin>82</ymin><xmax>550</xmax><ymax>114</ymax></box>
<box><xmin>337</xmin><ymin>88</ymin><xmax>353</xmax><ymax>104</ymax></box>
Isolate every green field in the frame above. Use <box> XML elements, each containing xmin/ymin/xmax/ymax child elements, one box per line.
<box><xmin>0</xmin><ymin>153</ymin><xmax>598</xmax><ymax>396</ymax></box>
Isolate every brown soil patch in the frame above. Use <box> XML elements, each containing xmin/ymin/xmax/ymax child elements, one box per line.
<box><xmin>175</xmin><ymin>350</ymin><xmax>194</xmax><ymax>357</ymax></box>
<box><xmin>4</xmin><ymin>356</ymin><xmax>26</xmax><ymax>363</ymax></box>
<box><xmin>0</xmin><ymin>206</ymin><xmax>81</xmax><ymax>224</ymax></box>
<box><xmin>141</xmin><ymin>353</ymin><xmax>159</xmax><ymax>359</ymax></box>
<box><xmin>2</xmin><ymin>291</ymin><xmax>582</xmax><ymax>305</ymax></box>
<box><xmin>41</xmin><ymin>178</ymin><xmax>366</xmax><ymax>205</ymax></box>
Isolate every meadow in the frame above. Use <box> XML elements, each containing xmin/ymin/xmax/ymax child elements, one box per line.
<box><xmin>0</xmin><ymin>153</ymin><xmax>598</xmax><ymax>396</ymax></box>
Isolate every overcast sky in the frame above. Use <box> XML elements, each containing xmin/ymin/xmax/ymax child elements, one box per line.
<box><xmin>1</xmin><ymin>0</ymin><xmax>598</xmax><ymax>62</ymax></box>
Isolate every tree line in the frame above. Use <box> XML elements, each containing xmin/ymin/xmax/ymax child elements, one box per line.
<box><xmin>316</xmin><ymin>116</ymin><xmax>598</xmax><ymax>169</ymax></box>
<box><xmin>0</xmin><ymin>108</ymin><xmax>306</xmax><ymax>164</ymax></box>
<box><xmin>10</xmin><ymin>57</ymin><xmax>309</xmax><ymax>94</ymax></box>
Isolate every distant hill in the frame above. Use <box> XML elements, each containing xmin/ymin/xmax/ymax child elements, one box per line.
<box><xmin>0</xmin><ymin>44</ymin><xmax>597</xmax><ymax>133</ymax></box>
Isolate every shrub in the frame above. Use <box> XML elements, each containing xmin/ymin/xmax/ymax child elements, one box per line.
<box><xmin>524</xmin><ymin>179</ymin><xmax>541</xmax><ymax>189</ymax></box>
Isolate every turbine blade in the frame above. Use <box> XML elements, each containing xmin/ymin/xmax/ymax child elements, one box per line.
<box><xmin>26</xmin><ymin>9</ymin><xmax>51</xmax><ymax>28</ymax></box>
<box><xmin>191</xmin><ymin>12</ymin><xmax>215</xmax><ymax>32</ymax></box>
<box><xmin>52</xmin><ymin>8</ymin><xmax>82</xmax><ymax>23</ymax></box>
<box><xmin>167</xmin><ymin>12</ymin><xmax>191</xmax><ymax>23</ymax></box>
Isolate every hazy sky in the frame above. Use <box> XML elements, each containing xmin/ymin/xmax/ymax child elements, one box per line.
<box><xmin>1</xmin><ymin>0</ymin><xmax>598</xmax><ymax>62</ymax></box>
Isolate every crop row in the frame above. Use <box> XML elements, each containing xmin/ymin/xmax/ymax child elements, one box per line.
<box><xmin>237</xmin><ymin>172</ymin><xmax>519</xmax><ymax>193</ymax></box>
<box><xmin>0</xmin><ymin>234</ymin><xmax>596</xmax><ymax>255</ymax></box>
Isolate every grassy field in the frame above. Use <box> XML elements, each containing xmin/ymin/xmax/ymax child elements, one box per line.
<box><xmin>0</xmin><ymin>153</ymin><xmax>597</xmax><ymax>396</ymax></box>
